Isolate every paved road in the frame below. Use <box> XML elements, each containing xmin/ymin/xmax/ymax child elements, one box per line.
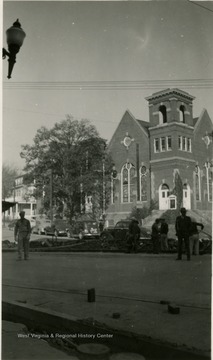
<box><xmin>2</xmin><ymin>251</ymin><xmax>211</xmax><ymax>356</ymax></box>
<box><xmin>2</xmin><ymin>252</ymin><xmax>211</xmax><ymax>307</ymax></box>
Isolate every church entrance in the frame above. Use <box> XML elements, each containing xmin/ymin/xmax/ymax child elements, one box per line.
<box><xmin>159</xmin><ymin>184</ymin><xmax>169</xmax><ymax>210</ymax></box>
<box><xmin>183</xmin><ymin>183</ymin><xmax>191</xmax><ymax>210</ymax></box>
<box><xmin>168</xmin><ymin>195</ymin><xmax>177</xmax><ymax>209</ymax></box>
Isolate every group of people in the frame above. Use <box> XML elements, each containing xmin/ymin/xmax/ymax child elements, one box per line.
<box><xmin>126</xmin><ymin>217</ymin><xmax>141</xmax><ymax>253</ymax></box>
<box><xmin>14</xmin><ymin>208</ymin><xmax>204</xmax><ymax>261</ymax></box>
<box><xmin>151</xmin><ymin>207</ymin><xmax>204</xmax><ymax>260</ymax></box>
<box><xmin>175</xmin><ymin>207</ymin><xmax>204</xmax><ymax>261</ymax></box>
<box><xmin>151</xmin><ymin>218</ymin><xmax>169</xmax><ymax>254</ymax></box>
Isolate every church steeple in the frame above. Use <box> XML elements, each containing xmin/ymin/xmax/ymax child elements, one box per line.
<box><xmin>146</xmin><ymin>88</ymin><xmax>195</xmax><ymax>127</ymax></box>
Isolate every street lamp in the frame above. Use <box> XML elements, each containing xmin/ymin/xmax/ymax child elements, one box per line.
<box><xmin>2</xmin><ymin>19</ymin><xmax>26</xmax><ymax>79</ymax></box>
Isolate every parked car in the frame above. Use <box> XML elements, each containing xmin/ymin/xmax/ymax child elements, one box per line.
<box><xmin>31</xmin><ymin>217</ymin><xmax>52</xmax><ymax>235</ymax></box>
<box><xmin>100</xmin><ymin>220</ymin><xmax>151</xmax><ymax>247</ymax></box>
<box><xmin>25</xmin><ymin>216</ymin><xmax>36</xmax><ymax>228</ymax></box>
<box><xmin>44</xmin><ymin>219</ymin><xmax>69</xmax><ymax>237</ymax></box>
<box><xmin>8</xmin><ymin>220</ymin><xmax>17</xmax><ymax>231</ymax></box>
<box><xmin>67</xmin><ymin>220</ymin><xmax>100</xmax><ymax>240</ymax></box>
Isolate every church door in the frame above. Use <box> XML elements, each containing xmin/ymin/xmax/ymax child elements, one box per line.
<box><xmin>183</xmin><ymin>184</ymin><xmax>191</xmax><ymax>210</ymax></box>
<box><xmin>159</xmin><ymin>184</ymin><xmax>169</xmax><ymax>210</ymax></box>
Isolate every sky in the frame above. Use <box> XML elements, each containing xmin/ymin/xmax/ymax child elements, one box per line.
<box><xmin>2</xmin><ymin>0</ymin><xmax>213</xmax><ymax>171</ymax></box>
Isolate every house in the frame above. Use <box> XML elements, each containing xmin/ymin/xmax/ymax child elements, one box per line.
<box><xmin>106</xmin><ymin>88</ymin><xmax>213</xmax><ymax>225</ymax></box>
<box><xmin>4</xmin><ymin>174</ymin><xmax>37</xmax><ymax>219</ymax></box>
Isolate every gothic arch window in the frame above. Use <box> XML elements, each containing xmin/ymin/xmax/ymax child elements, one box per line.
<box><xmin>110</xmin><ymin>169</ymin><xmax>117</xmax><ymax>204</ymax></box>
<box><xmin>205</xmin><ymin>162</ymin><xmax>213</xmax><ymax>202</ymax></box>
<box><xmin>121</xmin><ymin>163</ymin><xmax>135</xmax><ymax>203</ymax></box>
<box><xmin>139</xmin><ymin>166</ymin><xmax>148</xmax><ymax>201</ymax></box>
<box><xmin>180</xmin><ymin>105</ymin><xmax>186</xmax><ymax>123</ymax></box>
<box><xmin>111</xmin><ymin>177</ymin><xmax>115</xmax><ymax>204</ymax></box>
<box><xmin>195</xmin><ymin>165</ymin><xmax>201</xmax><ymax>201</ymax></box>
<box><xmin>159</xmin><ymin>105</ymin><xmax>167</xmax><ymax>124</ymax></box>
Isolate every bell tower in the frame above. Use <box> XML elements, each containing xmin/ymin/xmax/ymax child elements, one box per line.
<box><xmin>146</xmin><ymin>88</ymin><xmax>195</xmax><ymax>127</ymax></box>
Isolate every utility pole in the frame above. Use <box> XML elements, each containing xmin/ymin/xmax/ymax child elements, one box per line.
<box><xmin>13</xmin><ymin>180</ymin><xmax>16</xmax><ymax>219</ymax></box>
<box><xmin>50</xmin><ymin>169</ymin><xmax>53</xmax><ymax>223</ymax></box>
<box><xmin>80</xmin><ymin>167</ymin><xmax>83</xmax><ymax>214</ymax></box>
<box><xmin>102</xmin><ymin>155</ymin><xmax>106</xmax><ymax>219</ymax></box>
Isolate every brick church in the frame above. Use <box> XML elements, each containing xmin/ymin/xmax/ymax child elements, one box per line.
<box><xmin>106</xmin><ymin>88</ymin><xmax>213</xmax><ymax>225</ymax></box>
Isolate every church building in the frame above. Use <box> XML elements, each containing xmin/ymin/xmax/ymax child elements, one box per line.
<box><xmin>106</xmin><ymin>88</ymin><xmax>213</xmax><ymax>225</ymax></box>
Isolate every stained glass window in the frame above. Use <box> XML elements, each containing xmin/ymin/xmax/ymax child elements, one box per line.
<box><xmin>140</xmin><ymin>166</ymin><xmax>147</xmax><ymax>201</ymax></box>
<box><xmin>121</xmin><ymin>163</ymin><xmax>135</xmax><ymax>203</ymax></box>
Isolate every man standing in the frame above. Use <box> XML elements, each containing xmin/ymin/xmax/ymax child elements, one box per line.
<box><xmin>160</xmin><ymin>219</ymin><xmax>169</xmax><ymax>252</ymax></box>
<box><xmin>189</xmin><ymin>220</ymin><xmax>204</xmax><ymax>256</ymax></box>
<box><xmin>151</xmin><ymin>218</ymin><xmax>161</xmax><ymax>254</ymax></box>
<box><xmin>128</xmin><ymin>218</ymin><xmax>141</xmax><ymax>253</ymax></box>
<box><xmin>175</xmin><ymin>207</ymin><xmax>191</xmax><ymax>261</ymax></box>
<box><xmin>14</xmin><ymin>211</ymin><xmax>31</xmax><ymax>260</ymax></box>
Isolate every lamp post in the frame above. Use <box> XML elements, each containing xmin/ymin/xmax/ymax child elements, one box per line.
<box><xmin>80</xmin><ymin>167</ymin><xmax>83</xmax><ymax>214</ymax></box>
<box><xmin>102</xmin><ymin>155</ymin><xmax>106</xmax><ymax>219</ymax></box>
<box><xmin>2</xmin><ymin>19</ymin><xmax>26</xmax><ymax>79</ymax></box>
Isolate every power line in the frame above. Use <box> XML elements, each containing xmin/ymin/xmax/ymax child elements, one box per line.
<box><xmin>188</xmin><ymin>0</ymin><xmax>213</xmax><ymax>14</ymax></box>
<box><xmin>3</xmin><ymin>79</ymin><xmax>213</xmax><ymax>90</ymax></box>
<box><xmin>2</xmin><ymin>106</ymin><xmax>120</xmax><ymax>124</ymax></box>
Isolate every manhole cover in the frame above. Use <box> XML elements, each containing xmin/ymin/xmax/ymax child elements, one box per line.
<box><xmin>110</xmin><ymin>353</ymin><xmax>146</xmax><ymax>360</ymax></box>
<box><xmin>77</xmin><ymin>343</ymin><xmax>110</xmax><ymax>359</ymax></box>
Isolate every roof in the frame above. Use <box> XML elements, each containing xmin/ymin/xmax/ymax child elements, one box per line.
<box><xmin>108</xmin><ymin>109</ymin><xmax>149</xmax><ymax>149</ymax></box>
<box><xmin>2</xmin><ymin>201</ymin><xmax>16</xmax><ymax>213</ymax></box>
<box><xmin>136</xmin><ymin>119</ymin><xmax>150</xmax><ymax>135</ymax></box>
<box><xmin>193</xmin><ymin>117</ymin><xmax>199</xmax><ymax>126</ymax></box>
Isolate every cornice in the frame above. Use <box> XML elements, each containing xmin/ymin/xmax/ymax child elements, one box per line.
<box><xmin>150</xmin><ymin>156</ymin><xmax>196</xmax><ymax>164</ymax></box>
<box><xmin>148</xmin><ymin>122</ymin><xmax>194</xmax><ymax>131</ymax></box>
<box><xmin>146</xmin><ymin>88</ymin><xmax>195</xmax><ymax>102</ymax></box>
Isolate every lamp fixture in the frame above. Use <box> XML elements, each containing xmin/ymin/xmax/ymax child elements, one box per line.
<box><xmin>2</xmin><ymin>19</ymin><xmax>26</xmax><ymax>79</ymax></box>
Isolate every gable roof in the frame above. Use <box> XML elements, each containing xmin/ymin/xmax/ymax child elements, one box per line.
<box><xmin>193</xmin><ymin>108</ymin><xmax>213</xmax><ymax>132</ymax></box>
<box><xmin>136</xmin><ymin>119</ymin><xmax>150</xmax><ymax>135</ymax></box>
<box><xmin>193</xmin><ymin>117</ymin><xmax>199</xmax><ymax>126</ymax></box>
<box><xmin>108</xmin><ymin>109</ymin><xmax>149</xmax><ymax>149</ymax></box>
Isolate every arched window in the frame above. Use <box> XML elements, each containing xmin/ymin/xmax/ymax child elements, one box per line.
<box><xmin>139</xmin><ymin>166</ymin><xmax>147</xmax><ymax>201</ymax></box>
<box><xmin>111</xmin><ymin>169</ymin><xmax>117</xmax><ymax>204</ymax></box>
<box><xmin>159</xmin><ymin>105</ymin><xmax>167</xmax><ymax>124</ymax></box>
<box><xmin>205</xmin><ymin>162</ymin><xmax>213</xmax><ymax>202</ymax></box>
<box><xmin>180</xmin><ymin>105</ymin><xmax>186</xmax><ymax>123</ymax></box>
<box><xmin>195</xmin><ymin>165</ymin><xmax>201</xmax><ymax>201</ymax></box>
<box><xmin>121</xmin><ymin>163</ymin><xmax>135</xmax><ymax>203</ymax></box>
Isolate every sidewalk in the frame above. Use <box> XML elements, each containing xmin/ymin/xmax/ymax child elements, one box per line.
<box><xmin>2</xmin><ymin>320</ymin><xmax>78</xmax><ymax>360</ymax></box>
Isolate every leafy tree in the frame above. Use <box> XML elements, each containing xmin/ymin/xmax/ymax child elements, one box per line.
<box><xmin>20</xmin><ymin>116</ymin><xmax>113</xmax><ymax>221</ymax></box>
<box><xmin>172</xmin><ymin>171</ymin><xmax>183</xmax><ymax>210</ymax></box>
<box><xmin>2</xmin><ymin>164</ymin><xmax>19</xmax><ymax>199</ymax></box>
<box><xmin>128</xmin><ymin>200</ymin><xmax>158</xmax><ymax>225</ymax></box>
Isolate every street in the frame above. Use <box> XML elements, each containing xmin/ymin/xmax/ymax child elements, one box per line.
<box><xmin>2</xmin><ymin>250</ymin><xmax>211</xmax><ymax>356</ymax></box>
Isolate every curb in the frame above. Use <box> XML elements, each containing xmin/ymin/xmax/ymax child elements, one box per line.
<box><xmin>2</xmin><ymin>300</ymin><xmax>210</xmax><ymax>360</ymax></box>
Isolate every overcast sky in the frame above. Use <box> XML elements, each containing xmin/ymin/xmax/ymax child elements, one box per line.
<box><xmin>2</xmin><ymin>0</ymin><xmax>213</xmax><ymax>171</ymax></box>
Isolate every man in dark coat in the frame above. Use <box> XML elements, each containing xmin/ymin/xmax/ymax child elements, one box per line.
<box><xmin>160</xmin><ymin>219</ymin><xmax>169</xmax><ymax>252</ymax></box>
<box><xmin>127</xmin><ymin>218</ymin><xmax>141</xmax><ymax>253</ymax></box>
<box><xmin>175</xmin><ymin>207</ymin><xmax>192</xmax><ymax>261</ymax></box>
<box><xmin>14</xmin><ymin>211</ymin><xmax>31</xmax><ymax>260</ymax></box>
<box><xmin>151</xmin><ymin>218</ymin><xmax>161</xmax><ymax>254</ymax></box>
